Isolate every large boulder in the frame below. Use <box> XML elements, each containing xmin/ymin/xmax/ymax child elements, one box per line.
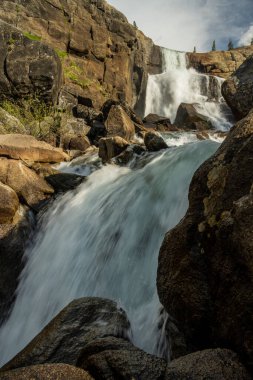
<box><xmin>0</xmin><ymin>158</ymin><xmax>54</xmax><ymax>208</ymax></box>
<box><xmin>0</xmin><ymin>20</ymin><xmax>62</xmax><ymax>104</ymax></box>
<box><xmin>99</xmin><ymin>136</ymin><xmax>129</xmax><ymax>162</ymax></box>
<box><xmin>0</xmin><ymin>364</ymin><xmax>93</xmax><ymax>380</ymax></box>
<box><xmin>174</xmin><ymin>103</ymin><xmax>212</xmax><ymax>130</ymax></box>
<box><xmin>157</xmin><ymin>110</ymin><xmax>253</xmax><ymax>369</ymax></box>
<box><xmin>2</xmin><ymin>298</ymin><xmax>130</xmax><ymax>371</ymax></box>
<box><xmin>0</xmin><ymin>134</ymin><xmax>68</xmax><ymax>163</ymax></box>
<box><xmin>144</xmin><ymin>131</ymin><xmax>168</xmax><ymax>152</ymax></box>
<box><xmin>165</xmin><ymin>349</ymin><xmax>251</xmax><ymax>380</ymax></box>
<box><xmin>105</xmin><ymin>105</ymin><xmax>135</xmax><ymax>141</ymax></box>
<box><xmin>222</xmin><ymin>54</ymin><xmax>253</xmax><ymax>119</ymax></box>
<box><xmin>0</xmin><ymin>183</ymin><xmax>19</xmax><ymax>224</ymax></box>
<box><xmin>77</xmin><ymin>336</ymin><xmax>166</xmax><ymax>380</ymax></box>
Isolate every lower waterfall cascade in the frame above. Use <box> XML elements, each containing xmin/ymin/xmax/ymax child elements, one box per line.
<box><xmin>145</xmin><ymin>48</ymin><xmax>233</xmax><ymax>131</ymax></box>
<box><xmin>0</xmin><ymin>135</ymin><xmax>220</xmax><ymax>365</ymax></box>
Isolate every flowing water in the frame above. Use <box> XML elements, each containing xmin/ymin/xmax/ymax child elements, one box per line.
<box><xmin>0</xmin><ymin>46</ymin><xmax>234</xmax><ymax>366</ymax></box>
<box><xmin>0</xmin><ymin>134</ymin><xmax>220</xmax><ymax>365</ymax></box>
<box><xmin>145</xmin><ymin>48</ymin><xmax>233</xmax><ymax>130</ymax></box>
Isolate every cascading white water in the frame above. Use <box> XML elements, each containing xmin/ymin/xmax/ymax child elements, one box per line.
<box><xmin>145</xmin><ymin>48</ymin><xmax>233</xmax><ymax>131</ymax></box>
<box><xmin>0</xmin><ymin>136</ymin><xmax>220</xmax><ymax>365</ymax></box>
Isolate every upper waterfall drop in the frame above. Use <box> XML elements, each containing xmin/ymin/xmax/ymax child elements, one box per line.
<box><xmin>145</xmin><ymin>47</ymin><xmax>233</xmax><ymax>131</ymax></box>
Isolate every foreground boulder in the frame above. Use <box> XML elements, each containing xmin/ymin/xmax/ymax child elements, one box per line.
<box><xmin>77</xmin><ymin>336</ymin><xmax>166</xmax><ymax>380</ymax></box>
<box><xmin>165</xmin><ymin>349</ymin><xmax>251</xmax><ymax>379</ymax></box>
<box><xmin>2</xmin><ymin>298</ymin><xmax>130</xmax><ymax>371</ymax></box>
<box><xmin>0</xmin><ymin>20</ymin><xmax>61</xmax><ymax>104</ymax></box>
<box><xmin>0</xmin><ymin>134</ymin><xmax>68</xmax><ymax>163</ymax></box>
<box><xmin>143</xmin><ymin>113</ymin><xmax>175</xmax><ymax>132</ymax></box>
<box><xmin>0</xmin><ymin>158</ymin><xmax>54</xmax><ymax>208</ymax></box>
<box><xmin>157</xmin><ymin>109</ymin><xmax>253</xmax><ymax>369</ymax></box>
<box><xmin>0</xmin><ymin>364</ymin><xmax>93</xmax><ymax>380</ymax></box>
<box><xmin>222</xmin><ymin>54</ymin><xmax>253</xmax><ymax>119</ymax></box>
<box><xmin>144</xmin><ymin>131</ymin><xmax>168</xmax><ymax>151</ymax></box>
<box><xmin>105</xmin><ymin>105</ymin><xmax>135</xmax><ymax>141</ymax></box>
<box><xmin>174</xmin><ymin>103</ymin><xmax>212</xmax><ymax>130</ymax></box>
<box><xmin>99</xmin><ymin>136</ymin><xmax>129</xmax><ymax>162</ymax></box>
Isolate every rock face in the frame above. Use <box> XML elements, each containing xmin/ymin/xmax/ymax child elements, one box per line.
<box><xmin>187</xmin><ymin>45</ymin><xmax>253</xmax><ymax>79</ymax></box>
<box><xmin>144</xmin><ymin>131</ymin><xmax>168</xmax><ymax>151</ymax></box>
<box><xmin>165</xmin><ymin>349</ymin><xmax>251</xmax><ymax>380</ymax></box>
<box><xmin>78</xmin><ymin>336</ymin><xmax>167</xmax><ymax>380</ymax></box>
<box><xmin>0</xmin><ymin>158</ymin><xmax>54</xmax><ymax>208</ymax></box>
<box><xmin>105</xmin><ymin>105</ymin><xmax>135</xmax><ymax>141</ymax></box>
<box><xmin>0</xmin><ymin>364</ymin><xmax>93</xmax><ymax>380</ymax></box>
<box><xmin>222</xmin><ymin>54</ymin><xmax>253</xmax><ymax>119</ymax></box>
<box><xmin>2</xmin><ymin>298</ymin><xmax>130</xmax><ymax>371</ymax></box>
<box><xmin>174</xmin><ymin>103</ymin><xmax>212</xmax><ymax>130</ymax></box>
<box><xmin>0</xmin><ymin>0</ymin><xmax>162</xmax><ymax>113</ymax></box>
<box><xmin>99</xmin><ymin>136</ymin><xmax>129</xmax><ymax>162</ymax></box>
<box><xmin>0</xmin><ymin>205</ymin><xmax>34</xmax><ymax>324</ymax></box>
<box><xmin>157</xmin><ymin>110</ymin><xmax>253</xmax><ymax>369</ymax></box>
<box><xmin>0</xmin><ymin>183</ymin><xmax>19</xmax><ymax>223</ymax></box>
<box><xmin>0</xmin><ymin>20</ymin><xmax>61</xmax><ymax>104</ymax></box>
<box><xmin>0</xmin><ymin>134</ymin><xmax>68</xmax><ymax>163</ymax></box>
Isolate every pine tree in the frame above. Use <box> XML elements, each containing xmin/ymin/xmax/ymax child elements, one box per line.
<box><xmin>228</xmin><ymin>39</ymin><xmax>234</xmax><ymax>50</ymax></box>
<box><xmin>133</xmin><ymin>21</ymin><xmax>137</xmax><ymax>29</ymax></box>
<box><xmin>251</xmin><ymin>38</ymin><xmax>253</xmax><ymax>45</ymax></box>
<box><xmin>212</xmin><ymin>40</ymin><xmax>216</xmax><ymax>51</ymax></box>
<box><xmin>193</xmin><ymin>46</ymin><xmax>196</xmax><ymax>53</ymax></box>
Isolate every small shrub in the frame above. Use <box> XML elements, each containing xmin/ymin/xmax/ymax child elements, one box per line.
<box><xmin>0</xmin><ymin>97</ymin><xmax>61</xmax><ymax>141</ymax></box>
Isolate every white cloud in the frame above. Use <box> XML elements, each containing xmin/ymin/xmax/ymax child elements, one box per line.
<box><xmin>238</xmin><ymin>25</ymin><xmax>253</xmax><ymax>46</ymax></box>
<box><xmin>108</xmin><ymin>0</ymin><xmax>253</xmax><ymax>52</ymax></box>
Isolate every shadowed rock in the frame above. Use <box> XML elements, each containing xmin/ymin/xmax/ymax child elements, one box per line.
<box><xmin>157</xmin><ymin>109</ymin><xmax>253</xmax><ymax>370</ymax></box>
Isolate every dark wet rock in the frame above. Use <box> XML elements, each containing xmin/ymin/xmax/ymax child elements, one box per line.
<box><xmin>222</xmin><ymin>54</ymin><xmax>253</xmax><ymax>119</ymax></box>
<box><xmin>99</xmin><ymin>136</ymin><xmax>129</xmax><ymax>162</ymax></box>
<box><xmin>87</xmin><ymin>121</ymin><xmax>107</xmax><ymax>146</ymax></box>
<box><xmin>45</xmin><ymin>173</ymin><xmax>85</xmax><ymax>194</ymax></box>
<box><xmin>2</xmin><ymin>298</ymin><xmax>130</xmax><ymax>371</ymax></box>
<box><xmin>174</xmin><ymin>103</ymin><xmax>212</xmax><ymax>130</ymax></box>
<box><xmin>143</xmin><ymin>113</ymin><xmax>174</xmax><ymax>132</ymax></box>
<box><xmin>77</xmin><ymin>336</ymin><xmax>167</xmax><ymax>380</ymax></box>
<box><xmin>0</xmin><ymin>206</ymin><xmax>34</xmax><ymax>325</ymax></box>
<box><xmin>0</xmin><ymin>364</ymin><xmax>93</xmax><ymax>380</ymax></box>
<box><xmin>0</xmin><ymin>20</ymin><xmax>61</xmax><ymax>104</ymax></box>
<box><xmin>165</xmin><ymin>349</ymin><xmax>251</xmax><ymax>380</ymax></box>
<box><xmin>157</xmin><ymin>110</ymin><xmax>253</xmax><ymax>369</ymax></box>
<box><xmin>115</xmin><ymin>144</ymin><xmax>146</xmax><ymax>165</ymax></box>
<box><xmin>144</xmin><ymin>131</ymin><xmax>168</xmax><ymax>151</ymax></box>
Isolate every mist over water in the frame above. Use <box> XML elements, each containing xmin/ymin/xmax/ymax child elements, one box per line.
<box><xmin>145</xmin><ymin>48</ymin><xmax>233</xmax><ymax>130</ymax></box>
<box><xmin>0</xmin><ymin>136</ymin><xmax>220</xmax><ymax>365</ymax></box>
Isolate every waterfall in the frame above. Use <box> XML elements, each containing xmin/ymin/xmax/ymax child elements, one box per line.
<box><xmin>145</xmin><ymin>48</ymin><xmax>233</xmax><ymax>131</ymax></box>
<box><xmin>0</xmin><ymin>136</ymin><xmax>220</xmax><ymax>365</ymax></box>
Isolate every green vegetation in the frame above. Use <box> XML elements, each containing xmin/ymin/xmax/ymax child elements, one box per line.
<box><xmin>55</xmin><ymin>49</ymin><xmax>68</xmax><ymax>60</ymax></box>
<box><xmin>0</xmin><ymin>97</ymin><xmax>61</xmax><ymax>141</ymax></box>
<box><xmin>251</xmin><ymin>38</ymin><xmax>253</xmax><ymax>45</ymax></box>
<box><xmin>23</xmin><ymin>31</ymin><xmax>42</xmax><ymax>42</ymax></box>
<box><xmin>193</xmin><ymin>46</ymin><xmax>196</xmax><ymax>53</ymax></box>
<box><xmin>212</xmin><ymin>40</ymin><xmax>216</xmax><ymax>51</ymax></box>
<box><xmin>64</xmin><ymin>61</ymin><xmax>93</xmax><ymax>89</ymax></box>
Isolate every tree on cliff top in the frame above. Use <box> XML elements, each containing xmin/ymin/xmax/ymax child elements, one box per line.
<box><xmin>212</xmin><ymin>40</ymin><xmax>216</xmax><ymax>51</ymax></box>
<box><xmin>228</xmin><ymin>39</ymin><xmax>234</xmax><ymax>50</ymax></box>
<box><xmin>193</xmin><ymin>46</ymin><xmax>196</xmax><ymax>53</ymax></box>
<box><xmin>251</xmin><ymin>38</ymin><xmax>253</xmax><ymax>45</ymax></box>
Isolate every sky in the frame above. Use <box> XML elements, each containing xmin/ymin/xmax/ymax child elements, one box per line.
<box><xmin>108</xmin><ymin>0</ymin><xmax>253</xmax><ymax>52</ymax></box>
